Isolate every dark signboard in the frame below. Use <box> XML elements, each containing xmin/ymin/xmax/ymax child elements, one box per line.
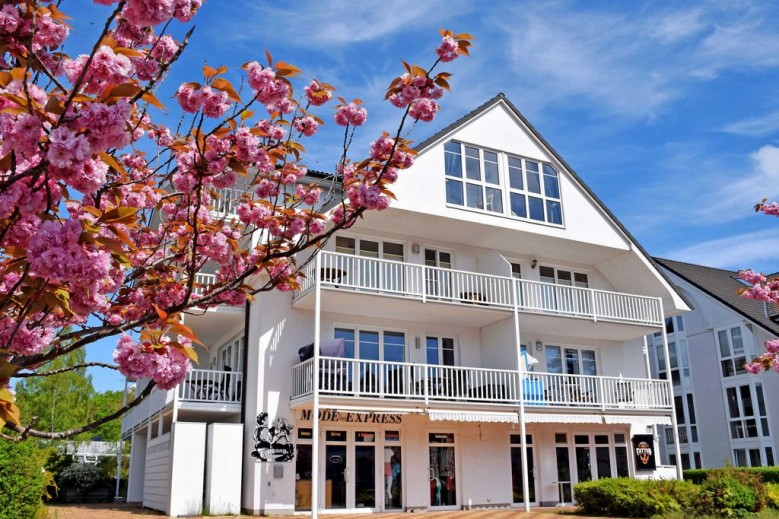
<box><xmin>632</xmin><ymin>434</ymin><xmax>656</xmax><ymax>471</ymax></box>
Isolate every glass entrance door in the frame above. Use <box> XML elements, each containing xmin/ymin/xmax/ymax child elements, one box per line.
<box><xmin>324</xmin><ymin>430</ymin><xmax>348</xmax><ymax>509</ymax></box>
<box><xmin>429</xmin><ymin>433</ymin><xmax>457</xmax><ymax>508</ymax></box>
<box><xmin>354</xmin><ymin>431</ymin><xmax>376</xmax><ymax>509</ymax></box>
<box><xmin>510</xmin><ymin>434</ymin><xmax>536</xmax><ymax>504</ymax></box>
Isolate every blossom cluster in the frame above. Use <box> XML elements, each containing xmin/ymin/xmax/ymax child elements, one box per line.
<box><xmin>0</xmin><ymin>0</ymin><xmax>470</xmax><ymax>437</ymax></box>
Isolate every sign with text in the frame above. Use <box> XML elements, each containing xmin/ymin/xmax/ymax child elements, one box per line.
<box><xmin>632</xmin><ymin>434</ymin><xmax>656</xmax><ymax>471</ymax></box>
<box><xmin>298</xmin><ymin>409</ymin><xmax>402</xmax><ymax>424</ymax></box>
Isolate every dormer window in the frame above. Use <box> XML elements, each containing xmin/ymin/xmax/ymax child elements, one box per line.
<box><xmin>444</xmin><ymin>140</ymin><xmax>563</xmax><ymax>225</ymax></box>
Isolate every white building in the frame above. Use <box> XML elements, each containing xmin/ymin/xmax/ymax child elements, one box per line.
<box><xmin>121</xmin><ymin>94</ymin><xmax>690</xmax><ymax>516</ymax></box>
<box><xmin>650</xmin><ymin>258</ymin><xmax>779</xmax><ymax>470</ymax></box>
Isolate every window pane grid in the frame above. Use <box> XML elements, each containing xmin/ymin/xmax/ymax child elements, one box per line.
<box><xmin>444</xmin><ymin>140</ymin><xmax>563</xmax><ymax>225</ymax></box>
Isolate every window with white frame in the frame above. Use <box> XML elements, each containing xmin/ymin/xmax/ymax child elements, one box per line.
<box><xmin>444</xmin><ymin>140</ymin><xmax>563</xmax><ymax>225</ymax></box>
<box><xmin>717</xmin><ymin>325</ymin><xmax>750</xmax><ymax>378</ymax></box>
<box><xmin>546</xmin><ymin>345</ymin><xmax>597</xmax><ymax>375</ymax></box>
<box><xmin>725</xmin><ymin>382</ymin><xmax>769</xmax><ymax>440</ymax></box>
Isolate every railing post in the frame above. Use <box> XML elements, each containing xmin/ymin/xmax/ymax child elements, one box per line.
<box><xmin>590</xmin><ymin>289</ymin><xmax>597</xmax><ymax>322</ymax></box>
<box><xmin>599</xmin><ymin>377</ymin><xmax>606</xmax><ymax>411</ymax></box>
<box><xmin>423</xmin><ymin>364</ymin><xmax>429</xmax><ymax>405</ymax></box>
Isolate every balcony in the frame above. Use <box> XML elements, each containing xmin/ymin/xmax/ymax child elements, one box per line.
<box><xmin>121</xmin><ymin>369</ymin><xmax>242</xmax><ymax>435</ymax></box>
<box><xmin>290</xmin><ymin>357</ymin><xmax>672</xmax><ymax>413</ymax></box>
<box><xmin>293</xmin><ymin>252</ymin><xmax>663</xmax><ymax>334</ymax></box>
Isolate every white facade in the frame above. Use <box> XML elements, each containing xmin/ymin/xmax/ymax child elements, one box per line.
<box><xmin>121</xmin><ymin>94</ymin><xmax>689</xmax><ymax>516</ymax></box>
<box><xmin>650</xmin><ymin>260</ymin><xmax>779</xmax><ymax>470</ymax></box>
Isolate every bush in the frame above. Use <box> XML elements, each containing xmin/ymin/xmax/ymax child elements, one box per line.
<box><xmin>685</xmin><ymin>467</ymin><xmax>779</xmax><ymax>485</ymax></box>
<box><xmin>575</xmin><ymin>478</ymin><xmax>699</xmax><ymax>518</ymax></box>
<box><xmin>0</xmin><ymin>440</ymin><xmax>48</xmax><ymax>519</ymax></box>
<box><xmin>58</xmin><ymin>463</ymin><xmax>106</xmax><ymax>499</ymax></box>
<box><xmin>694</xmin><ymin>467</ymin><xmax>766</xmax><ymax>517</ymax></box>
<box><xmin>765</xmin><ymin>483</ymin><xmax>779</xmax><ymax>510</ymax></box>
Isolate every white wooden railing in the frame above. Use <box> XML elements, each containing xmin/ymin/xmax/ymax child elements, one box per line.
<box><xmin>211</xmin><ymin>187</ymin><xmax>244</xmax><ymax>216</ymax></box>
<box><xmin>290</xmin><ymin>357</ymin><xmax>672</xmax><ymax>411</ymax></box>
<box><xmin>178</xmin><ymin>368</ymin><xmax>243</xmax><ymax>403</ymax></box>
<box><xmin>193</xmin><ymin>272</ymin><xmax>217</xmax><ymax>296</ymax></box>
<box><xmin>295</xmin><ymin>252</ymin><xmax>662</xmax><ymax>326</ymax></box>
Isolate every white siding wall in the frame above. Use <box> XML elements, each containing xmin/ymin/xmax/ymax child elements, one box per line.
<box><xmin>142</xmin><ymin>433</ymin><xmax>171</xmax><ymax>513</ymax></box>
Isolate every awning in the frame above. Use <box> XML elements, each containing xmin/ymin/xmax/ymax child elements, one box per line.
<box><xmin>603</xmin><ymin>415</ymin><xmax>672</xmax><ymax>426</ymax></box>
<box><xmin>525</xmin><ymin>413</ymin><xmax>602</xmax><ymax>424</ymax></box>
<box><xmin>428</xmin><ymin>410</ymin><xmax>518</xmax><ymax>423</ymax></box>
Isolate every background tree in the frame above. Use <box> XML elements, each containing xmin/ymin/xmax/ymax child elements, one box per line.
<box><xmin>0</xmin><ymin>0</ymin><xmax>472</xmax><ymax>440</ymax></box>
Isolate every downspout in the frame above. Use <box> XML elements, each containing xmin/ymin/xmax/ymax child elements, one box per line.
<box><xmin>513</xmin><ymin>278</ymin><xmax>530</xmax><ymax>512</ymax></box>
<box><xmin>660</xmin><ymin>312</ymin><xmax>683</xmax><ymax>479</ymax></box>
<box><xmin>239</xmin><ymin>300</ymin><xmax>251</xmax><ymax>511</ymax></box>
<box><xmin>311</xmin><ymin>253</ymin><xmax>322</xmax><ymax>519</ymax></box>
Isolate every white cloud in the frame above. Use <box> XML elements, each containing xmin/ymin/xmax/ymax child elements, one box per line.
<box><xmin>721</xmin><ymin>111</ymin><xmax>779</xmax><ymax>137</ymax></box>
<box><xmin>661</xmin><ymin>228</ymin><xmax>779</xmax><ymax>270</ymax></box>
<box><xmin>652</xmin><ymin>9</ymin><xmax>706</xmax><ymax>44</ymax></box>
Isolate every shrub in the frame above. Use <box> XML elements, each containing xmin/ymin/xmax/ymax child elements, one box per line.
<box><xmin>58</xmin><ymin>463</ymin><xmax>106</xmax><ymax>499</ymax></box>
<box><xmin>765</xmin><ymin>483</ymin><xmax>779</xmax><ymax>510</ymax></box>
<box><xmin>685</xmin><ymin>467</ymin><xmax>779</xmax><ymax>485</ymax></box>
<box><xmin>0</xmin><ymin>440</ymin><xmax>48</xmax><ymax>519</ymax></box>
<box><xmin>694</xmin><ymin>467</ymin><xmax>766</xmax><ymax>517</ymax></box>
<box><xmin>575</xmin><ymin>478</ymin><xmax>699</xmax><ymax>518</ymax></box>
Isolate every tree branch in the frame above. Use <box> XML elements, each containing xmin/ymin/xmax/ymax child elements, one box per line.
<box><xmin>14</xmin><ymin>362</ymin><xmax>118</xmax><ymax>378</ymax></box>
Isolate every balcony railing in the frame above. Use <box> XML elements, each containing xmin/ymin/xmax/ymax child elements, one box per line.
<box><xmin>193</xmin><ymin>272</ymin><xmax>217</xmax><ymax>296</ymax></box>
<box><xmin>296</xmin><ymin>252</ymin><xmax>662</xmax><ymax>326</ymax></box>
<box><xmin>178</xmin><ymin>368</ymin><xmax>243</xmax><ymax>404</ymax></box>
<box><xmin>211</xmin><ymin>187</ymin><xmax>244</xmax><ymax>216</ymax></box>
<box><xmin>291</xmin><ymin>357</ymin><xmax>672</xmax><ymax>411</ymax></box>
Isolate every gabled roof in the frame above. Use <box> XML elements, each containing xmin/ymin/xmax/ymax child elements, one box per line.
<box><xmin>654</xmin><ymin>257</ymin><xmax>779</xmax><ymax>336</ymax></box>
<box><xmin>416</xmin><ymin>93</ymin><xmax>687</xmax><ymax>310</ymax></box>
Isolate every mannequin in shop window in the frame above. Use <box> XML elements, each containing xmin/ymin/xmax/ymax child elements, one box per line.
<box><xmin>384</xmin><ymin>447</ymin><xmax>394</xmax><ymax>503</ymax></box>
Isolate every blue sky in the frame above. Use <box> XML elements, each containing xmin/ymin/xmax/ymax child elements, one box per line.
<box><xmin>68</xmin><ymin>1</ymin><xmax>779</xmax><ymax>391</ymax></box>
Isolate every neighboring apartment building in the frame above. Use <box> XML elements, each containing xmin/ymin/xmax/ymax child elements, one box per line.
<box><xmin>120</xmin><ymin>94</ymin><xmax>690</xmax><ymax>516</ymax></box>
<box><xmin>650</xmin><ymin>258</ymin><xmax>779</xmax><ymax>470</ymax></box>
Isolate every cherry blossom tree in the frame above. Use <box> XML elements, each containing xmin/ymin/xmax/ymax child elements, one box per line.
<box><xmin>0</xmin><ymin>0</ymin><xmax>472</xmax><ymax>440</ymax></box>
<box><xmin>739</xmin><ymin>200</ymin><xmax>779</xmax><ymax>373</ymax></box>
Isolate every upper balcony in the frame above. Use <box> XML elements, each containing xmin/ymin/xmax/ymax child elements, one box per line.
<box><xmin>293</xmin><ymin>252</ymin><xmax>663</xmax><ymax>339</ymax></box>
<box><xmin>121</xmin><ymin>368</ymin><xmax>242</xmax><ymax>436</ymax></box>
<box><xmin>290</xmin><ymin>357</ymin><xmax>672</xmax><ymax>419</ymax></box>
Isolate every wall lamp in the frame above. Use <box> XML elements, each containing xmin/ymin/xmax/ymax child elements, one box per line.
<box><xmin>535</xmin><ymin>341</ymin><xmax>543</xmax><ymax>352</ymax></box>
<box><xmin>531</xmin><ymin>259</ymin><xmax>538</xmax><ymax>269</ymax></box>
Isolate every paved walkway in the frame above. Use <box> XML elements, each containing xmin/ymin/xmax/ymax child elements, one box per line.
<box><xmin>47</xmin><ymin>503</ymin><xmax>588</xmax><ymax>519</ymax></box>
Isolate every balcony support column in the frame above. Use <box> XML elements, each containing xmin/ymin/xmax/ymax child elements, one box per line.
<box><xmin>660</xmin><ymin>317</ymin><xmax>683</xmax><ymax>480</ymax></box>
<box><xmin>513</xmin><ymin>279</ymin><xmax>530</xmax><ymax>513</ymax></box>
<box><xmin>311</xmin><ymin>254</ymin><xmax>322</xmax><ymax>519</ymax></box>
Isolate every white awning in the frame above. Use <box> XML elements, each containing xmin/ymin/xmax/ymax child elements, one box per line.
<box><xmin>603</xmin><ymin>415</ymin><xmax>672</xmax><ymax>426</ymax></box>
<box><xmin>428</xmin><ymin>410</ymin><xmax>518</xmax><ymax>423</ymax></box>
<box><xmin>525</xmin><ymin>413</ymin><xmax>602</xmax><ymax>424</ymax></box>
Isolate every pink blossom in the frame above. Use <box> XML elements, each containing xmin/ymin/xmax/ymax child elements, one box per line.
<box><xmin>761</xmin><ymin>202</ymin><xmax>779</xmax><ymax>216</ymax></box>
<box><xmin>370</xmin><ymin>136</ymin><xmax>395</xmax><ymax>161</ymax></box>
<box><xmin>745</xmin><ymin>362</ymin><xmax>763</xmax><ymax>375</ymax></box>
<box><xmin>267</xmin><ymin>97</ymin><xmax>295</xmax><ymax>115</ymax></box>
<box><xmin>173</xmin><ymin>0</ymin><xmax>202</xmax><ymax>21</ymax></box>
<box><xmin>245</xmin><ymin>62</ymin><xmax>289</xmax><ymax>106</ymax></box>
<box><xmin>47</xmin><ymin>126</ymin><xmax>91</xmax><ymax>169</ymax></box>
<box><xmin>0</xmin><ymin>5</ymin><xmax>21</xmax><ymax>34</ymax></box>
<box><xmin>0</xmin><ymin>113</ymin><xmax>42</xmax><ymax>159</ymax></box>
<box><xmin>334</xmin><ymin>103</ymin><xmax>367</xmax><ymax>127</ymax></box>
<box><xmin>304</xmin><ymin>80</ymin><xmax>332</xmax><ymax>106</ymax></box>
<box><xmin>201</xmin><ymin>86</ymin><xmax>231</xmax><ymax>118</ymax></box>
<box><xmin>257</xmin><ymin>119</ymin><xmax>286</xmax><ymax>141</ymax></box>
<box><xmin>123</xmin><ymin>0</ymin><xmax>175</xmax><ymax>27</ymax></box>
<box><xmin>436</xmin><ymin>35</ymin><xmax>459</xmax><ymax>62</ymax></box>
<box><xmin>739</xmin><ymin>269</ymin><xmax>766</xmax><ymax>285</ymax></box>
<box><xmin>175</xmin><ymin>83</ymin><xmax>203</xmax><ymax>113</ymax></box>
<box><xmin>151</xmin><ymin>344</ymin><xmax>191</xmax><ymax>389</ymax></box>
<box><xmin>348</xmin><ymin>183</ymin><xmax>390</xmax><ymax>210</ymax></box>
<box><xmin>150</xmin><ymin>35</ymin><xmax>179</xmax><ymax>62</ymax></box>
<box><xmin>766</xmin><ymin>339</ymin><xmax>779</xmax><ymax>354</ymax></box>
<box><xmin>0</xmin><ymin>317</ymin><xmax>54</xmax><ymax>356</ymax></box>
<box><xmin>63</xmin><ymin>46</ymin><xmax>134</xmax><ymax>94</ymax></box>
<box><xmin>255</xmin><ymin>179</ymin><xmax>280</xmax><ymax>198</ymax></box>
<box><xmin>114</xmin><ymin>335</ymin><xmax>154</xmax><ymax>380</ymax></box>
<box><xmin>133</xmin><ymin>57</ymin><xmax>159</xmax><ymax>81</ymax></box>
<box><xmin>236</xmin><ymin>202</ymin><xmax>272</xmax><ymax>227</ymax></box>
<box><xmin>294</xmin><ymin>116</ymin><xmax>319</xmax><ymax>137</ymax></box>
<box><xmin>79</xmin><ymin>101</ymin><xmax>132</xmax><ymax>154</ymax></box>
<box><xmin>409</xmin><ymin>97</ymin><xmax>439</xmax><ymax>122</ymax></box>
<box><xmin>50</xmin><ymin>158</ymin><xmax>109</xmax><ymax>195</ymax></box>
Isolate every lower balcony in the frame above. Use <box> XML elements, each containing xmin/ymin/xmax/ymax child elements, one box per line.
<box><xmin>290</xmin><ymin>357</ymin><xmax>672</xmax><ymax>413</ymax></box>
<box><xmin>121</xmin><ymin>368</ymin><xmax>243</xmax><ymax>435</ymax></box>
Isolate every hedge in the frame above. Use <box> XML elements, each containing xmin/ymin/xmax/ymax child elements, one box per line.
<box><xmin>685</xmin><ymin>467</ymin><xmax>779</xmax><ymax>485</ymax></box>
<box><xmin>0</xmin><ymin>440</ymin><xmax>48</xmax><ymax>519</ymax></box>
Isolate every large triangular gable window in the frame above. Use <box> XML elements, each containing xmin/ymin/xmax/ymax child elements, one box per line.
<box><xmin>444</xmin><ymin>140</ymin><xmax>563</xmax><ymax>225</ymax></box>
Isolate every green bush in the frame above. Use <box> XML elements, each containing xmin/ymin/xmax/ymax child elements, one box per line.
<box><xmin>58</xmin><ymin>463</ymin><xmax>105</xmax><ymax>496</ymax></box>
<box><xmin>575</xmin><ymin>478</ymin><xmax>699</xmax><ymax>518</ymax></box>
<box><xmin>694</xmin><ymin>467</ymin><xmax>766</xmax><ymax>517</ymax></box>
<box><xmin>765</xmin><ymin>483</ymin><xmax>779</xmax><ymax>510</ymax></box>
<box><xmin>685</xmin><ymin>467</ymin><xmax>779</xmax><ymax>485</ymax></box>
<box><xmin>0</xmin><ymin>440</ymin><xmax>48</xmax><ymax>519</ymax></box>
